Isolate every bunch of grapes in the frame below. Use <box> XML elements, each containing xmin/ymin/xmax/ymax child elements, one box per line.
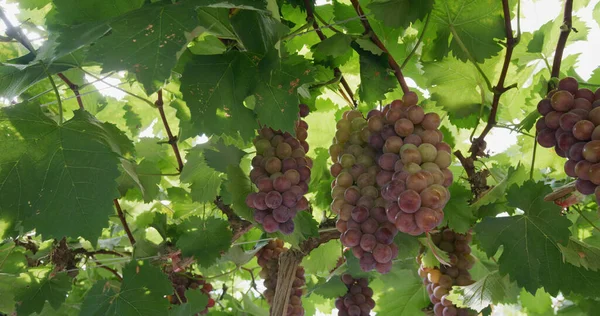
<box><xmin>335</xmin><ymin>274</ymin><xmax>375</xmax><ymax>316</ymax></box>
<box><xmin>329</xmin><ymin>109</ymin><xmax>400</xmax><ymax>273</ymax></box>
<box><xmin>166</xmin><ymin>269</ymin><xmax>215</xmax><ymax>314</ymax></box>
<box><xmin>418</xmin><ymin>229</ymin><xmax>475</xmax><ymax>316</ymax></box>
<box><xmin>256</xmin><ymin>239</ymin><xmax>305</xmax><ymax>315</ymax></box>
<box><xmin>536</xmin><ymin>77</ymin><xmax>600</xmax><ymax>202</ymax></box>
<box><xmin>365</xmin><ymin>92</ymin><xmax>453</xmax><ymax>236</ymax></box>
<box><xmin>246</xmin><ymin>104</ymin><xmax>312</xmax><ymax>234</ymax></box>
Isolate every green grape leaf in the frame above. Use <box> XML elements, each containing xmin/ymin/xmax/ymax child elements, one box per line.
<box><xmin>368</xmin><ymin>0</ymin><xmax>433</xmax><ymax>29</ymax></box>
<box><xmin>332</xmin><ymin>1</ymin><xmax>364</xmax><ymax>34</ymax></box>
<box><xmin>595</xmin><ymin>2</ymin><xmax>600</xmax><ymax>28</ymax></box>
<box><xmin>190</xmin><ymin>0</ymin><xmax>268</xmax><ymax>11</ymax></box>
<box><xmin>311</xmin><ymin>33</ymin><xmax>354</xmax><ymax>67</ymax></box>
<box><xmin>310</xmin><ymin>276</ymin><xmax>347</xmax><ymax>299</ymax></box>
<box><xmin>423</xmin><ymin>57</ymin><xmax>488</xmax><ymax>129</ymax></box>
<box><xmin>40</xmin><ymin>22</ymin><xmax>111</xmax><ymax>63</ymax></box>
<box><xmin>14</xmin><ymin>269</ymin><xmax>72</xmax><ymax>315</ymax></box>
<box><xmin>80</xmin><ymin>260</ymin><xmax>172</xmax><ymax>315</ymax></box>
<box><xmin>197</xmin><ymin>8</ymin><xmax>237</xmax><ymax>39</ymax></box>
<box><xmin>203</xmin><ymin>139</ymin><xmax>247</xmax><ymax>173</ymax></box>
<box><xmin>225</xmin><ymin>165</ymin><xmax>255</xmax><ymax>221</ymax></box>
<box><xmin>375</xmin><ymin>269</ymin><xmax>429</xmax><ymax>315</ymax></box>
<box><xmin>0</xmin><ymin>273</ymin><xmax>23</xmax><ymax>313</ymax></box>
<box><xmin>231</xmin><ymin>10</ymin><xmax>289</xmax><ymax>55</ymax></box>
<box><xmin>475</xmin><ymin>181</ymin><xmax>600</xmax><ymax>296</ymax></box>
<box><xmin>0</xmin><ymin>60</ymin><xmax>75</xmax><ymax>99</ymax></box>
<box><xmin>0</xmin><ymin>243</ymin><xmax>27</xmax><ymax>274</ymax></box>
<box><xmin>425</xmin><ymin>0</ymin><xmax>504</xmax><ymax>62</ymax></box>
<box><xmin>180</xmin><ymin>148</ymin><xmax>222</xmax><ymax>203</ymax></box>
<box><xmin>558</xmin><ymin>237</ymin><xmax>600</xmax><ymax>272</ymax></box>
<box><xmin>17</xmin><ymin>0</ymin><xmax>50</xmax><ymax>10</ymax></box>
<box><xmin>169</xmin><ymin>289</ymin><xmax>209</xmax><ymax>316</ymax></box>
<box><xmin>52</xmin><ymin>0</ymin><xmax>144</xmax><ymax>24</ymax></box>
<box><xmin>448</xmin><ymin>271</ymin><xmax>520</xmax><ymax>312</ymax></box>
<box><xmin>471</xmin><ymin>163</ymin><xmax>527</xmax><ymax>209</ymax></box>
<box><xmin>180</xmin><ymin>51</ymin><xmax>257</xmax><ymax>141</ymax></box>
<box><xmin>0</xmin><ymin>105</ymin><xmax>121</xmax><ymax>241</ymax></box>
<box><xmin>520</xmin><ymin>288</ymin><xmax>553</xmax><ymax>315</ymax></box>
<box><xmin>279</xmin><ymin>211</ymin><xmax>320</xmax><ymax>247</ymax></box>
<box><xmin>442</xmin><ymin>184</ymin><xmax>476</xmax><ymax>233</ymax></box>
<box><xmin>88</xmin><ymin>2</ymin><xmax>201</xmax><ymax>94</ymax></box>
<box><xmin>352</xmin><ymin>43</ymin><xmax>397</xmax><ymax>104</ymax></box>
<box><xmin>252</xmin><ymin>51</ymin><xmax>314</xmax><ymax>135</ymax></box>
<box><xmin>176</xmin><ymin>217</ymin><xmax>233</xmax><ymax>267</ymax></box>
<box><xmin>302</xmin><ymin>239</ymin><xmax>342</xmax><ymax>276</ymax></box>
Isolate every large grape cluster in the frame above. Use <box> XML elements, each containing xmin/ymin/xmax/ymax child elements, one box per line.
<box><xmin>366</xmin><ymin>92</ymin><xmax>453</xmax><ymax>236</ymax></box>
<box><xmin>256</xmin><ymin>239</ymin><xmax>305</xmax><ymax>315</ymax></box>
<box><xmin>329</xmin><ymin>110</ymin><xmax>400</xmax><ymax>273</ymax></box>
<box><xmin>166</xmin><ymin>269</ymin><xmax>215</xmax><ymax>314</ymax></box>
<box><xmin>418</xmin><ymin>229</ymin><xmax>475</xmax><ymax>316</ymax></box>
<box><xmin>246</xmin><ymin>104</ymin><xmax>312</xmax><ymax>234</ymax></box>
<box><xmin>536</xmin><ymin>77</ymin><xmax>600</xmax><ymax>202</ymax></box>
<box><xmin>335</xmin><ymin>274</ymin><xmax>375</xmax><ymax>316</ymax></box>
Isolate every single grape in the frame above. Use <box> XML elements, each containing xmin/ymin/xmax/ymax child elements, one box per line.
<box><xmin>569</xmin><ymin>142</ymin><xmax>586</xmax><ymax>161</ymax></box>
<box><xmin>564</xmin><ymin>159</ymin><xmax>577</xmax><ymax>177</ymax></box>
<box><xmin>383</xmin><ymin>136</ymin><xmax>404</xmax><ymax>153</ymax></box>
<box><xmin>394</xmin><ymin>118</ymin><xmax>414</xmax><ymax>137</ymax></box>
<box><xmin>559</xmin><ymin>112</ymin><xmax>581</xmax><ymax>131</ymax></box>
<box><xmin>263</xmin><ymin>215</ymin><xmax>279</xmax><ymax>233</ymax></box>
<box><xmin>583</xmin><ymin>140</ymin><xmax>600</xmax><ymax>163</ymax></box>
<box><xmin>351</xmin><ymin>206</ymin><xmax>370</xmax><ymax>223</ymax></box>
<box><xmin>576</xmin><ymin>160</ymin><xmax>592</xmax><ymax>180</ymax></box>
<box><xmin>574</xmin><ymin>97</ymin><xmax>593</xmax><ymax>111</ymax></box>
<box><xmin>372</xmin><ymin>244</ymin><xmax>392</xmax><ymax>263</ymax></box>
<box><xmin>551</xmin><ymin>90</ymin><xmax>575</xmax><ymax>111</ymax></box>
<box><xmin>573</xmin><ymin>120</ymin><xmax>594</xmax><ymax>140</ymax></box>
<box><xmin>359</xmin><ymin>234</ymin><xmax>377</xmax><ymax>252</ymax></box>
<box><xmin>415</xmin><ymin>207</ymin><xmax>440</xmax><ymax>232</ymax></box>
<box><xmin>395</xmin><ymin>212</ymin><xmax>417</xmax><ymax>233</ymax></box>
<box><xmin>342</xmin><ymin>229</ymin><xmax>362</xmax><ymax>247</ymax></box>
<box><xmin>537</xmin><ymin>99</ymin><xmax>553</xmax><ymax>115</ymax></box>
<box><xmin>537</xmin><ymin>129</ymin><xmax>557</xmax><ymax>148</ymax></box>
<box><xmin>404</xmin><ymin>134</ymin><xmax>423</xmax><ymax>146</ymax></box>
<box><xmin>558</xmin><ymin>77</ymin><xmax>578</xmax><ymax>93</ymax></box>
<box><xmin>544</xmin><ymin>111</ymin><xmax>562</xmax><ymax>129</ymax></box>
<box><xmin>422</xmin><ymin>113</ymin><xmax>441</xmax><ymax>130</ymax></box>
<box><xmin>378</xmin><ymin>153</ymin><xmax>399</xmax><ymax>171</ymax></box>
<box><xmin>398</xmin><ymin>189</ymin><xmax>422</xmax><ymax>213</ymax></box>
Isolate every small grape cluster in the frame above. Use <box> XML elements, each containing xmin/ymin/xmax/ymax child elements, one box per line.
<box><xmin>418</xmin><ymin>229</ymin><xmax>475</xmax><ymax>316</ymax></box>
<box><xmin>256</xmin><ymin>239</ymin><xmax>305</xmax><ymax>315</ymax></box>
<box><xmin>166</xmin><ymin>269</ymin><xmax>215</xmax><ymax>314</ymax></box>
<box><xmin>366</xmin><ymin>92</ymin><xmax>453</xmax><ymax>236</ymax></box>
<box><xmin>335</xmin><ymin>274</ymin><xmax>375</xmax><ymax>316</ymax></box>
<box><xmin>536</xmin><ymin>77</ymin><xmax>600</xmax><ymax>201</ymax></box>
<box><xmin>329</xmin><ymin>110</ymin><xmax>399</xmax><ymax>273</ymax></box>
<box><xmin>246</xmin><ymin>104</ymin><xmax>312</xmax><ymax>234</ymax></box>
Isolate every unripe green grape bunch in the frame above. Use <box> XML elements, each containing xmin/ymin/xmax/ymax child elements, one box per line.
<box><xmin>366</xmin><ymin>92</ymin><xmax>453</xmax><ymax>236</ymax></box>
<box><xmin>246</xmin><ymin>104</ymin><xmax>312</xmax><ymax>235</ymax></box>
<box><xmin>536</xmin><ymin>77</ymin><xmax>600</xmax><ymax>202</ymax></box>
<box><xmin>256</xmin><ymin>239</ymin><xmax>305</xmax><ymax>316</ymax></box>
<box><xmin>418</xmin><ymin>229</ymin><xmax>475</xmax><ymax>316</ymax></box>
<box><xmin>329</xmin><ymin>110</ymin><xmax>399</xmax><ymax>273</ymax></box>
<box><xmin>335</xmin><ymin>274</ymin><xmax>375</xmax><ymax>316</ymax></box>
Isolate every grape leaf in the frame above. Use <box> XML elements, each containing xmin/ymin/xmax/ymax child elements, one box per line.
<box><xmin>188</xmin><ymin>0</ymin><xmax>268</xmax><ymax>11</ymax></box>
<box><xmin>475</xmin><ymin>180</ymin><xmax>600</xmax><ymax>296</ymax></box>
<box><xmin>14</xmin><ymin>269</ymin><xmax>72</xmax><ymax>315</ymax></box>
<box><xmin>448</xmin><ymin>271</ymin><xmax>520</xmax><ymax>312</ymax></box>
<box><xmin>375</xmin><ymin>269</ymin><xmax>429</xmax><ymax>315</ymax></box>
<box><xmin>203</xmin><ymin>138</ymin><xmax>247</xmax><ymax>173</ymax></box>
<box><xmin>0</xmin><ymin>243</ymin><xmax>27</xmax><ymax>274</ymax></box>
<box><xmin>88</xmin><ymin>2</ymin><xmax>201</xmax><ymax>94</ymax></box>
<box><xmin>595</xmin><ymin>2</ymin><xmax>600</xmax><ymax>28</ymax></box>
<box><xmin>16</xmin><ymin>0</ymin><xmax>50</xmax><ymax>10</ymax></box>
<box><xmin>231</xmin><ymin>10</ymin><xmax>289</xmax><ymax>55</ymax></box>
<box><xmin>368</xmin><ymin>0</ymin><xmax>433</xmax><ymax>29</ymax></box>
<box><xmin>352</xmin><ymin>43</ymin><xmax>398</xmax><ymax>104</ymax></box>
<box><xmin>426</xmin><ymin>0</ymin><xmax>505</xmax><ymax>62</ymax></box>
<box><xmin>169</xmin><ymin>289</ymin><xmax>209</xmax><ymax>316</ymax></box>
<box><xmin>176</xmin><ymin>217</ymin><xmax>232</xmax><ymax>267</ymax></box>
<box><xmin>520</xmin><ymin>288</ymin><xmax>553</xmax><ymax>315</ymax></box>
<box><xmin>0</xmin><ymin>59</ymin><xmax>75</xmax><ymax>99</ymax></box>
<box><xmin>311</xmin><ymin>33</ymin><xmax>354</xmax><ymax>67</ymax></box>
<box><xmin>422</xmin><ymin>57</ymin><xmax>488</xmax><ymax>129</ymax></box>
<box><xmin>197</xmin><ymin>8</ymin><xmax>237</xmax><ymax>39</ymax></box>
<box><xmin>52</xmin><ymin>0</ymin><xmax>144</xmax><ymax>24</ymax></box>
<box><xmin>252</xmin><ymin>51</ymin><xmax>314</xmax><ymax>135</ymax></box>
<box><xmin>331</xmin><ymin>0</ymin><xmax>364</xmax><ymax>34</ymax></box>
<box><xmin>279</xmin><ymin>211</ymin><xmax>319</xmax><ymax>247</ymax></box>
<box><xmin>0</xmin><ymin>105</ymin><xmax>121</xmax><ymax>241</ymax></box>
<box><xmin>310</xmin><ymin>276</ymin><xmax>347</xmax><ymax>299</ymax></box>
<box><xmin>40</xmin><ymin>22</ymin><xmax>111</xmax><ymax>63</ymax></box>
<box><xmin>180</xmin><ymin>51</ymin><xmax>257</xmax><ymax>141</ymax></box>
<box><xmin>225</xmin><ymin>165</ymin><xmax>255</xmax><ymax>221</ymax></box>
<box><xmin>302</xmin><ymin>239</ymin><xmax>342</xmax><ymax>275</ymax></box>
<box><xmin>558</xmin><ymin>237</ymin><xmax>600</xmax><ymax>272</ymax></box>
<box><xmin>80</xmin><ymin>260</ymin><xmax>172</xmax><ymax>316</ymax></box>
<box><xmin>180</xmin><ymin>147</ymin><xmax>222</xmax><ymax>203</ymax></box>
<box><xmin>442</xmin><ymin>184</ymin><xmax>476</xmax><ymax>233</ymax></box>
<box><xmin>471</xmin><ymin>163</ymin><xmax>527</xmax><ymax>209</ymax></box>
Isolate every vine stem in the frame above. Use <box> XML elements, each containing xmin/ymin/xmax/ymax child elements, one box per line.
<box><xmin>350</xmin><ymin>0</ymin><xmax>409</xmax><ymax>94</ymax></box>
<box><xmin>573</xmin><ymin>206</ymin><xmax>600</xmax><ymax>234</ymax></box>
<box><xmin>214</xmin><ymin>196</ymin><xmax>253</xmax><ymax>242</ymax></box>
<box><xmin>42</xmin><ymin>63</ymin><xmax>64</xmax><ymax>124</ymax></box>
<box><xmin>91</xmin><ymin>257</ymin><xmax>123</xmax><ymax>281</ymax></box>
<box><xmin>530</xmin><ymin>130</ymin><xmax>538</xmax><ymax>179</ymax></box>
<box><xmin>551</xmin><ymin>0</ymin><xmax>573</xmax><ymax>79</ymax></box>
<box><xmin>113</xmin><ymin>199</ymin><xmax>136</xmax><ymax>246</ymax></box>
<box><xmin>155</xmin><ymin>89</ymin><xmax>185</xmax><ymax>172</ymax></box>
<box><xmin>303</xmin><ymin>0</ymin><xmax>357</xmax><ymax>108</ymax></box>
<box><xmin>57</xmin><ymin>73</ymin><xmax>84</xmax><ymax>109</ymax></box>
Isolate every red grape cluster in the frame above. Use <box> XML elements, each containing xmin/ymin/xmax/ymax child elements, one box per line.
<box><xmin>256</xmin><ymin>239</ymin><xmax>305</xmax><ymax>315</ymax></box>
<box><xmin>536</xmin><ymin>77</ymin><xmax>600</xmax><ymax>202</ymax></box>
<box><xmin>418</xmin><ymin>230</ymin><xmax>475</xmax><ymax>316</ymax></box>
<box><xmin>329</xmin><ymin>109</ymin><xmax>400</xmax><ymax>273</ymax></box>
<box><xmin>335</xmin><ymin>274</ymin><xmax>375</xmax><ymax>316</ymax></box>
<box><xmin>366</xmin><ymin>92</ymin><xmax>453</xmax><ymax>236</ymax></box>
<box><xmin>166</xmin><ymin>269</ymin><xmax>215</xmax><ymax>314</ymax></box>
<box><xmin>247</xmin><ymin>104</ymin><xmax>312</xmax><ymax>234</ymax></box>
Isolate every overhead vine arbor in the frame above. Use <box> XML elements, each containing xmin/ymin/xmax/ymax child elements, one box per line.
<box><xmin>1</xmin><ymin>0</ymin><xmax>600</xmax><ymax>315</ymax></box>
